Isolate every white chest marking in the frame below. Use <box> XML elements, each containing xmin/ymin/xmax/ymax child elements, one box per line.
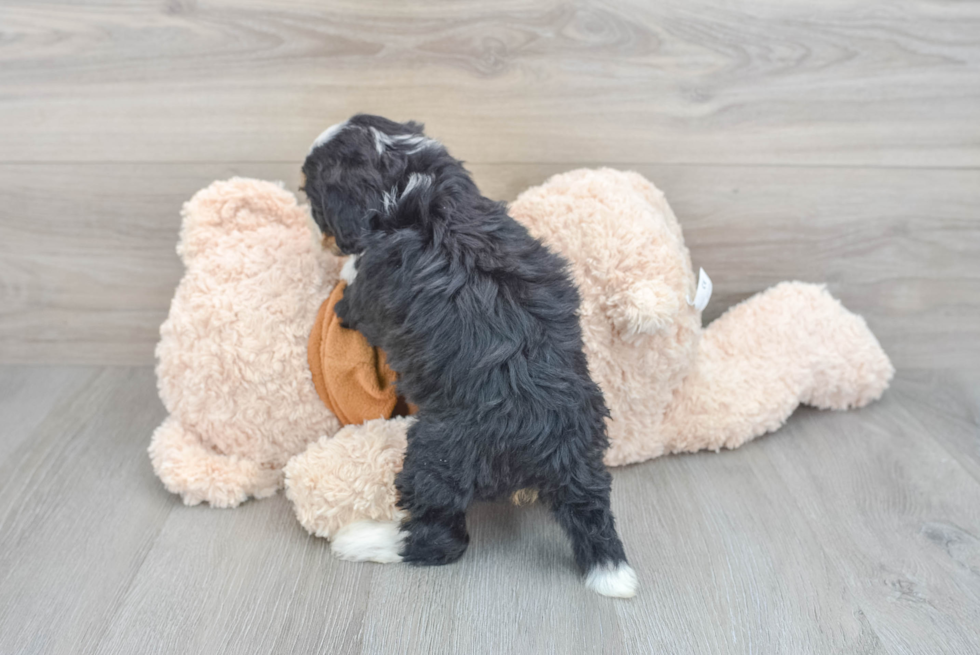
<box><xmin>339</xmin><ymin>254</ymin><xmax>359</xmax><ymax>285</ymax></box>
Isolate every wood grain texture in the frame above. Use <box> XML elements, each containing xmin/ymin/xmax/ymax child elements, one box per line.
<box><xmin>0</xmin><ymin>367</ymin><xmax>174</xmax><ymax>655</ymax></box>
<box><xmin>762</xmin><ymin>396</ymin><xmax>980</xmax><ymax>654</ymax></box>
<box><xmin>95</xmin><ymin>496</ymin><xmax>374</xmax><ymax>655</ymax></box>
<box><xmin>884</xmin><ymin>370</ymin><xmax>980</xmax><ymax>487</ymax></box>
<box><xmin>0</xmin><ymin>0</ymin><xmax>978</xmax><ymax>166</ymax></box>
<box><xmin>1</xmin><ymin>163</ymin><xmax>976</xmax><ymax>368</ymax></box>
<box><xmin>0</xmin><ymin>365</ymin><xmax>97</xmax><ymax>463</ymax></box>
<box><xmin>0</xmin><ymin>366</ymin><xmax>977</xmax><ymax>654</ymax></box>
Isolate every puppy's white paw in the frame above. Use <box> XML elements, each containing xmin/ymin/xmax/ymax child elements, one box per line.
<box><xmin>585</xmin><ymin>562</ymin><xmax>638</xmax><ymax>598</ymax></box>
<box><xmin>331</xmin><ymin>520</ymin><xmax>406</xmax><ymax>564</ymax></box>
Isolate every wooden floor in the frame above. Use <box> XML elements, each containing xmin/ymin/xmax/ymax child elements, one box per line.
<box><xmin>1</xmin><ymin>1</ymin><xmax>978</xmax><ymax>653</ymax></box>
<box><xmin>0</xmin><ymin>366</ymin><xmax>978</xmax><ymax>654</ymax></box>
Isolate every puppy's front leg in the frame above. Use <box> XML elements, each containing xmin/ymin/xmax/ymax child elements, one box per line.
<box><xmin>334</xmin><ymin>292</ymin><xmax>358</xmax><ymax>332</ymax></box>
<box><xmin>334</xmin><ymin>258</ymin><xmax>391</xmax><ymax>347</ymax></box>
<box><xmin>334</xmin><ymin>266</ymin><xmax>370</xmax><ymax>333</ymax></box>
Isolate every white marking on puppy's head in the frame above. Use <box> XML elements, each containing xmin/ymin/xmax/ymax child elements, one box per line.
<box><xmin>401</xmin><ymin>172</ymin><xmax>432</xmax><ymax>198</ymax></box>
<box><xmin>381</xmin><ymin>189</ymin><xmax>397</xmax><ymax>213</ymax></box>
<box><xmin>585</xmin><ymin>562</ymin><xmax>638</xmax><ymax>598</ymax></box>
<box><xmin>370</xmin><ymin>127</ymin><xmax>394</xmax><ymax>155</ymax></box>
<box><xmin>309</xmin><ymin>121</ymin><xmax>348</xmax><ymax>154</ymax></box>
<box><xmin>398</xmin><ymin>134</ymin><xmax>434</xmax><ymax>154</ymax></box>
<box><xmin>370</xmin><ymin>127</ymin><xmax>437</xmax><ymax>156</ymax></box>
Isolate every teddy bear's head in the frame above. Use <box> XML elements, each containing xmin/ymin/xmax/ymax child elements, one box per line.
<box><xmin>156</xmin><ymin>178</ymin><xmax>341</xmax><ymax>470</ymax></box>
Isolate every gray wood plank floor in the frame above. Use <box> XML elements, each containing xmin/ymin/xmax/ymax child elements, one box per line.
<box><xmin>1</xmin><ymin>0</ymin><xmax>978</xmax><ymax>653</ymax></box>
<box><xmin>0</xmin><ymin>366</ymin><xmax>977</xmax><ymax>654</ymax></box>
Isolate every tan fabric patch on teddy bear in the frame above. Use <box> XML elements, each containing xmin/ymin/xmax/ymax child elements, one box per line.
<box><xmin>308</xmin><ymin>281</ymin><xmax>415</xmax><ymax>425</ymax></box>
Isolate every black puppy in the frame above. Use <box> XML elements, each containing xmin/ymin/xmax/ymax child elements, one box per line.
<box><xmin>302</xmin><ymin>115</ymin><xmax>636</xmax><ymax>597</ymax></box>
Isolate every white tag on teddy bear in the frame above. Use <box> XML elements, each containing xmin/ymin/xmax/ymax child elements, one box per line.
<box><xmin>686</xmin><ymin>268</ymin><xmax>712</xmax><ymax>311</ymax></box>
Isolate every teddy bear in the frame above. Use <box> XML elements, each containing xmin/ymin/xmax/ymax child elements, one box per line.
<box><xmin>149</xmin><ymin>169</ymin><xmax>894</xmax><ymax>529</ymax></box>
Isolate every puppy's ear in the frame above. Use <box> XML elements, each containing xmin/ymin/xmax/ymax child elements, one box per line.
<box><xmin>305</xmin><ymin>127</ymin><xmax>387</xmax><ymax>253</ymax></box>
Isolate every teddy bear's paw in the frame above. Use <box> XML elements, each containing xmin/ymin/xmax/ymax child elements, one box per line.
<box><xmin>148</xmin><ymin>415</ymin><xmax>282</xmax><ymax>508</ymax></box>
<box><xmin>606</xmin><ymin>279</ymin><xmax>680</xmax><ymax>338</ymax></box>
<box><xmin>284</xmin><ymin>417</ymin><xmax>411</xmax><ymax>539</ymax></box>
<box><xmin>756</xmin><ymin>282</ymin><xmax>895</xmax><ymax>411</ymax></box>
<box><xmin>331</xmin><ymin>520</ymin><xmax>406</xmax><ymax>563</ymax></box>
<box><xmin>805</xmin><ymin>314</ymin><xmax>895</xmax><ymax>409</ymax></box>
<box><xmin>585</xmin><ymin>561</ymin><xmax>638</xmax><ymax>598</ymax></box>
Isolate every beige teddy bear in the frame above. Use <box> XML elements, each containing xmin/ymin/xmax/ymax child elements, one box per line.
<box><xmin>149</xmin><ymin>169</ymin><xmax>893</xmax><ymax>531</ymax></box>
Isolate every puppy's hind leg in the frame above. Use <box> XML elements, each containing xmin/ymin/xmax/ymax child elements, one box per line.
<box><xmin>544</xmin><ymin>461</ymin><xmax>638</xmax><ymax>598</ymax></box>
<box><xmin>330</xmin><ymin>419</ymin><xmax>472</xmax><ymax>566</ymax></box>
<box><xmin>396</xmin><ymin>420</ymin><xmax>473</xmax><ymax>566</ymax></box>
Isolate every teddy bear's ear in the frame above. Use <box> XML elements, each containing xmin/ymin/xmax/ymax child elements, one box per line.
<box><xmin>605</xmin><ymin>278</ymin><xmax>680</xmax><ymax>338</ymax></box>
<box><xmin>176</xmin><ymin>178</ymin><xmax>306</xmax><ymax>263</ymax></box>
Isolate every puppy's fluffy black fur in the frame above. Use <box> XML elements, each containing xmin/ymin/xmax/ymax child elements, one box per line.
<box><xmin>302</xmin><ymin>115</ymin><xmax>630</xmax><ymax>578</ymax></box>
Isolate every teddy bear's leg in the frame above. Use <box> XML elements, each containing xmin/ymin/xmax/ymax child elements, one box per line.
<box><xmin>659</xmin><ymin>282</ymin><xmax>894</xmax><ymax>454</ymax></box>
<box><xmin>148</xmin><ymin>415</ymin><xmax>281</xmax><ymax>508</ymax></box>
<box><xmin>284</xmin><ymin>416</ymin><xmax>412</xmax><ymax>540</ymax></box>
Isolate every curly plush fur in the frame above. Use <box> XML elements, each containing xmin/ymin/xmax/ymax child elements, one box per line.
<box><xmin>301</xmin><ymin>115</ymin><xmax>634</xmax><ymax>593</ymax></box>
<box><xmin>150</xmin><ymin>178</ymin><xmax>341</xmax><ymax>507</ymax></box>
<box><xmin>285</xmin><ymin>416</ymin><xmax>412</xmax><ymax>535</ymax></box>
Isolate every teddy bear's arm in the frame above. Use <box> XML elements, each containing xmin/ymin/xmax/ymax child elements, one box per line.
<box><xmin>605</xmin><ymin>278</ymin><xmax>682</xmax><ymax>337</ymax></box>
